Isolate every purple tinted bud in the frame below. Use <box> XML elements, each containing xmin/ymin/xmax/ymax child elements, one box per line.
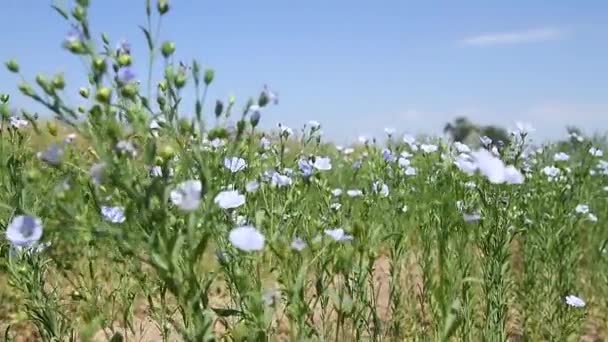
<box><xmin>64</xmin><ymin>25</ymin><xmax>84</xmax><ymax>46</ymax></box>
<box><xmin>117</xmin><ymin>67</ymin><xmax>136</xmax><ymax>84</ymax></box>
<box><xmin>117</xmin><ymin>39</ymin><xmax>131</xmax><ymax>55</ymax></box>
<box><xmin>382</xmin><ymin>148</ymin><xmax>394</xmax><ymax>162</ymax></box>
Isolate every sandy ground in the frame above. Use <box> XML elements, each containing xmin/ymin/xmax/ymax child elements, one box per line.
<box><xmin>2</xmin><ymin>252</ymin><xmax>606</xmax><ymax>341</ymax></box>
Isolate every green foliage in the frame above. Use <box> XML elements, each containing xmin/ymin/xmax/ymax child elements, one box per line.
<box><xmin>0</xmin><ymin>1</ymin><xmax>606</xmax><ymax>342</ymax></box>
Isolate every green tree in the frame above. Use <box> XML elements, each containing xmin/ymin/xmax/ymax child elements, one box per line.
<box><xmin>443</xmin><ymin>116</ymin><xmax>477</xmax><ymax>142</ymax></box>
<box><xmin>480</xmin><ymin>125</ymin><xmax>510</xmax><ymax>145</ymax></box>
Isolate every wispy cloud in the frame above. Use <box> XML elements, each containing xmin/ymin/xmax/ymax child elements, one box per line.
<box><xmin>461</xmin><ymin>28</ymin><xmax>565</xmax><ymax>46</ymax></box>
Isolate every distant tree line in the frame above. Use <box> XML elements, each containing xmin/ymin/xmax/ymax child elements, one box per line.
<box><xmin>443</xmin><ymin>116</ymin><xmax>510</xmax><ymax>146</ymax></box>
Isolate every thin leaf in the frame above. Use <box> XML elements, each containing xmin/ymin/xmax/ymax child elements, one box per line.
<box><xmin>139</xmin><ymin>25</ymin><xmax>154</xmax><ymax>51</ymax></box>
<box><xmin>51</xmin><ymin>4</ymin><xmax>69</xmax><ymax>20</ymax></box>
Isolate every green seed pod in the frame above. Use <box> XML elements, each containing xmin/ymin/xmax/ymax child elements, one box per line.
<box><xmin>204</xmin><ymin>68</ymin><xmax>214</xmax><ymax>85</ymax></box>
<box><xmin>72</xmin><ymin>5</ymin><xmax>86</xmax><ymax>22</ymax></box>
<box><xmin>47</xmin><ymin>121</ymin><xmax>58</xmax><ymax>136</ymax></box>
<box><xmin>214</xmin><ymin>100</ymin><xmax>224</xmax><ymax>118</ymax></box>
<box><xmin>36</xmin><ymin>74</ymin><xmax>55</xmax><ymax>95</ymax></box>
<box><xmin>35</xmin><ymin>74</ymin><xmax>48</xmax><ymax>89</ymax></box>
<box><xmin>157</xmin><ymin>0</ymin><xmax>170</xmax><ymax>15</ymax></box>
<box><xmin>66</xmin><ymin>40</ymin><xmax>85</xmax><ymax>54</ymax></box>
<box><xmin>0</xmin><ymin>94</ymin><xmax>9</xmax><ymax>103</ymax></box>
<box><xmin>76</xmin><ymin>0</ymin><xmax>90</xmax><ymax>7</ymax></box>
<box><xmin>174</xmin><ymin>71</ymin><xmax>187</xmax><ymax>89</ymax></box>
<box><xmin>158</xmin><ymin>80</ymin><xmax>168</xmax><ymax>92</ymax></box>
<box><xmin>92</xmin><ymin>57</ymin><xmax>107</xmax><ymax>74</ymax></box>
<box><xmin>159</xmin><ymin>145</ymin><xmax>175</xmax><ymax>160</ymax></box>
<box><xmin>121</xmin><ymin>83</ymin><xmax>138</xmax><ymax>99</ymax></box>
<box><xmin>157</xmin><ymin>95</ymin><xmax>166</xmax><ymax>108</ymax></box>
<box><xmin>117</xmin><ymin>53</ymin><xmax>131</xmax><ymax>67</ymax></box>
<box><xmin>52</xmin><ymin>74</ymin><xmax>66</xmax><ymax>90</ymax></box>
<box><xmin>161</xmin><ymin>41</ymin><xmax>176</xmax><ymax>58</ymax></box>
<box><xmin>258</xmin><ymin>91</ymin><xmax>269</xmax><ymax>107</ymax></box>
<box><xmin>89</xmin><ymin>104</ymin><xmax>102</xmax><ymax>119</ymax></box>
<box><xmin>95</xmin><ymin>87</ymin><xmax>112</xmax><ymax>103</ymax></box>
<box><xmin>18</xmin><ymin>82</ymin><xmax>35</xmax><ymax>97</ymax></box>
<box><xmin>164</xmin><ymin>65</ymin><xmax>175</xmax><ymax>81</ymax></box>
<box><xmin>249</xmin><ymin>110</ymin><xmax>260</xmax><ymax>128</ymax></box>
<box><xmin>79</xmin><ymin>87</ymin><xmax>90</xmax><ymax>98</ymax></box>
<box><xmin>178</xmin><ymin>118</ymin><xmax>192</xmax><ymax>135</ymax></box>
<box><xmin>5</xmin><ymin>59</ymin><xmax>19</xmax><ymax>73</ymax></box>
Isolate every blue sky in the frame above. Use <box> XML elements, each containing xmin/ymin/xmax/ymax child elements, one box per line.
<box><xmin>1</xmin><ymin>0</ymin><xmax>607</xmax><ymax>144</ymax></box>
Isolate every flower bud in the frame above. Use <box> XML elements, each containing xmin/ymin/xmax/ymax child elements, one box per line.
<box><xmin>249</xmin><ymin>110</ymin><xmax>261</xmax><ymax>128</ymax></box>
<box><xmin>0</xmin><ymin>94</ymin><xmax>9</xmax><ymax>103</ymax></box>
<box><xmin>66</xmin><ymin>40</ymin><xmax>85</xmax><ymax>54</ymax></box>
<box><xmin>72</xmin><ymin>5</ymin><xmax>86</xmax><ymax>22</ymax></box>
<box><xmin>89</xmin><ymin>105</ymin><xmax>102</xmax><ymax>119</ymax></box>
<box><xmin>95</xmin><ymin>87</ymin><xmax>112</xmax><ymax>103</ymax></box>
<box><xmin>229</xmin><ymin>95</ymin><xmax>236</xmax><ymax>106</ymax></box>
<box><xmin>35</xmin><ymin>74</ymin><xmax>48</xmax><ymax>88</ymax></box>
<box><xmin>52</xmin><ymin>74</ymin><xmax>66</xmax><ymax>90</ymax></box>
<box><xmin>157</xmin><ymin>95</ymin><xmax>166</xmax><ymax>108</ymax></box>
<box><xmin>174</xmin><ymin>71</ymin><xmax>187</xmax><ymax>89</ymax></box>
<box><xmin>117</xmin><ymin>53</ymin><xmax>131</xmax><ymax>66</ymax></box>
<box><xmin>76</xmin><ymin>0</ymin><xmax>90</xmax><ymax>7</ymax></box>
<box><xmin>121</xmin><ymin>83</ymin><xmax>138</xmax><ymax>99</ymax></box>
<box><xmin>5</xmin><ymin>59</ymin><xmax>19</xmax><ymax>73</ymax></box>
<box><xmin>47</xmin><ymin>121</ymin><xmax>58</xmax><ymax>136</ymax></box>
<box><xmin>101</xmin><ymin>33</ymin><xmax>110</xmax><ymax>45</ymax></box>
<box><xmin>79</xmin><ymin>87</ymin><xmax>89</xmax><ymax>98</ymax></box>
<box><xmin>164</xmin><ymin>65</ymin><xmax>174</xmax><ymax>81</ymax></box>
<box><xmin>157</xmin><ymin>0</ymin><xmax>170</xmax><ymax>15</ymax></box>
<box><xmin>214</xmin><ymin>100</ymin><xmax>224</xmax><ymax>118</ymax></box>
<box><xmin>18</xmin><ymin>82</ymin><xmax>35</xmax><ymax>97</ymax></box>
<box><xmin>204</xmin><ymin>69</ymin><xmax>214</xmax><ymax>85</ymax></box>
<box><xmin>161</xmin><ymin>41</ymin><xmax>175</xmax><ymax>58</ymax></box>
<box><xmin>78</xmin><ymin>106</ymin><xmax>86</xmax><ymax>113</ymax></box>
<box><xmin>258</xmin><ymin>91</ymin><xmax>269</xmax><ymax>107</ymax></box>
<box><xmin>159</xmin><ymin>145</ymin><xmax>175</xmax><ymax>160</ymax></box>
<box><xmin>36</xmin><ymin>74</ymin><xmax>54</xmax><ymax>96</ymax></box>
<box><xmin>92</xmin><ymin>57</ymin><xmax>107</xmax><ymax>74</ymax></box>
<box><xmin>158</xmin><ymin>80</ymin><xmax>168</xmax><ymax>92</ymax></box>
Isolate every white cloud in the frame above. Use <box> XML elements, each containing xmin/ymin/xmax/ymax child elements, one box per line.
<box><xmin>462</xmin><ymin>28</ymin><xmax>565</xmax><ymax>46</ymax></box>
